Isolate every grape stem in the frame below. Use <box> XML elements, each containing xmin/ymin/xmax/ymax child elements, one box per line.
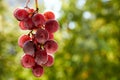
<box><xmin>28</xmin><ymin>30</ymin><xmax>33</xmax><ymax>36</ymax></box>
<box><xmin>35</xmin><ymin>0</ymin><xmax>39</xmax><ymax>12</ymax></box>
<box><xmin>25</xmin><ymin>0</ymin><xmax>39</xmax><ymax>11</ymax></box>
<box><xmin>25</xmin><ymin>0</ymin><xmax>30</xmax><ymax>8</ymax></box>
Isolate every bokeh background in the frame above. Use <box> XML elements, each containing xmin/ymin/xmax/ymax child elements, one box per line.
<box><xmin>0</xmin><ymin>0</ymin><xmax>120</xmax><ymax>80</ymax></box>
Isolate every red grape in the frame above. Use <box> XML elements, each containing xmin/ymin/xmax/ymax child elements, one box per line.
<box><xmin>44</xmin><ymin>11</ymin><xmax>55</xmax><ymax>20</ymax></box>
<box><xmin>44</xmin><ymin>55</ymin><xmax>54</xmax><ymax>67</ymax></box>
<box><xmin>32</xmin><ymin>13</ymin><xmax>45</xmax><ymax>27</ymax></box>
<box><xmin>24</xmin><ymin>18</ymin><xmax>36</xmax><ymax>30</ymax></box>
<box><xmin>32</xmin><ymin>64</ymin><xmax>44</xmax><ymax>77</ymax></box>
<box><xmin>44</xmin><ymin>40</ymin><xmax>58</xmax><ymax>54</ymax></box>
<box><xmin>45</xmin><ymin>19</ymin><xmax>59</xmax><ymax>33</ymax></box>
<box><xmin>23</xmin><ymin>41</ymin><xmax>35</xmax><ymax>56</ymax></box>
<box><xmin>35</xmin><ymin>49</ymin><xmax>48</xmax><ymax>65</ymax></box>
<box><xmin>14</xmin><ymin>8</ymin><xmax>29</xmax><ymax>21</ymax></box>
<box><xmin>18</xmin><ymin>34</ymin><xmax>31</xmax><ymax>48</ymax></box>
<box><xmin>19</xmin><ymin>21</ymin><xmax>27</xmax><ymax>30</ymax></box>
<box><xmin>35</xmin><ymin>28</ymin><xmax>49</xmax><ymax>44</ymax></box>
<box><xmin>21</xmin><ymin>54</ymin><xmax>35</xmax><ymax>68</ymax></box>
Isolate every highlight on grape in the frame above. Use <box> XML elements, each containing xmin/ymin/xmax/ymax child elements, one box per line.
<box><xmin>13</xmin><ymin>0</ymin><xmax>59</xmax><ymax>77</ymax></box>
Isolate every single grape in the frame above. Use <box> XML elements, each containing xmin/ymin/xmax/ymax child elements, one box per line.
<box><xmin>23</xmin><ymin>41</ymin><xmax>35</xmax><ymax>56</ymax></box>
<box><xmin>35</xmin><ymin>49</ymin><xmax>48</xmax><ymax>65</ymax></box>
<box><xmin>44</xmin><ymin>55</ymin><xmax>54</xmax><ymax>67</ymax></box>
<box><xmin>35</xmin><ymin>29</ymin><xmax>49</xmax><ymax>44</ymax></box>
<box><xmin>18</xmin><ymin>35</ymin><xmax>31</xmax><ymax>48</ymax></box>
<box><xmin>19</xmin><ymin>21</ymin><xmax>27</xmax><ymax>30</ymax></box>
<box><xmin>24</xmin><ymin>18</ymin><xmax>36</xmax><ymax>30</ymax></box>
<box><xmin>44</xmin><ymin>40</ymin><xmax>58</xmax><ymax>54</ymax></box>
<box><xmin>21</xmin><ymin>54</ymin><xmax>35</xmax><ymax>68</ymax></box>
<box><xmin>32</xmin><ymin>64</ymin><xmax>44</xmax><ymax>77</ymax></box>
<box><xmin>43</xmin><ymin>11</ymin><xmax>55</xmax><ymax>20</ymax></box>
<box><xmin>32</xmin><ymin>13</ymin><xmax>45</xmax><ymax>27</ymax></box>
<box><xmin>13</xmin><ymin>8</ymin><xmax>29</xmax><ymax>21</ymax></box>
<box><xmin>45</xmin><ymin>19</ymin><xmax>59</xmax><ymax>33</ymax></box>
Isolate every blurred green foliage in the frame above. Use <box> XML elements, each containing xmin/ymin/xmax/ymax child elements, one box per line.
<box><xmin>0</xmin><ymin>0</ymin><xmax>120</xmax><ymax>80</ymax></box>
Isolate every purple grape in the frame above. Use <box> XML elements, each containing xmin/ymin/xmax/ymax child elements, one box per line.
<box><xmin>44</xmin><ymin>54</ymin><xmax>54</xmax><ymax>67</ymax></box>
<box><xmin>23</xmin><ymin>41</ymin><xmax>35</xmax><ymax>56</ymax></box>
<box><xmin>35</xmin><ymin>28</ymin><xmax>49</xmax><ymax>44</ymax></box>
<box><xmin>24</xmin><ymin>18</ymin><xmax>36</xmax><ymax>30</ymax></box>
<box><xmin>45</xmin><ymin>19</ymin><xmax>59</xmax><ymax>33</ymax></box>
<box><xmin>32</xmin><ymin>13</ymin><xmax>45</xmax><ymax>27</ymax></box>
<box><xmin>35</xmin><ymin>49</ymin><xmax>48</xmax><ymax>65</ymax></box>
<box><xmin>32</xmin><ymin>64</ymin><xmax>44</xmax><ymax>77</ymax></box>
<box><xmin>44</xmin><ymin>40</ymin><xmax>58</xmax><ymax>54</ymax></box>
<box><xmin>21</xmin><ymin>54</ymin><xmax>35</xmax><ymax>68</ymax></box>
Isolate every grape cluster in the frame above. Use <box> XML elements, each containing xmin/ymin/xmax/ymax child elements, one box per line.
<box><xmin>14</xmin><ymin>7</ymin><xmax>59</xmax><ymax>77</ymax></box>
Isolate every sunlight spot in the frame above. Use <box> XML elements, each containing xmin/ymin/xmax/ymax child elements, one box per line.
<box><xmin>83</xmin><ymin>11</ymin><xmax>92</xmax><ymax>19</ymax></box>
<box><xmin>68</xmin><ymin>22</ymin><xmax>76</xmax><ymax>30</ymax></box>
<box><xmin>76</xmin><ymin>0</ymin><xmax>86</xmax><ymax>9</ymax></box>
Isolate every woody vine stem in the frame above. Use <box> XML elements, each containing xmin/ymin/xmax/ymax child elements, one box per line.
<box><xmin>25</xmin><ymin>0</ymin><xmax>39</xmax><ymax>11</ymax></box>
<box><xmin>25</xmin><ymin>0</ymin><xmax>30</xmax><ymax>8</ymax></box>
<box><xmin>35</xmin><ymin>0</ymin><xmax>39</xmax><ymax>11</ymax></box>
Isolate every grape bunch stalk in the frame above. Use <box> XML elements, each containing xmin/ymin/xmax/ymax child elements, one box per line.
<box><xmin>13</xmin><ymin>0</ymin><xmax>59</xmax><ymax>77</ymax></box>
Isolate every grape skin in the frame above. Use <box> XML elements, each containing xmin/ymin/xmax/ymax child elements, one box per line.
<box><xmin>21</xmin><ymin>54</ymin><xmax>35</xmax><ymax>68</ymax></box>
<box><xmin>32</xmin><ymin>13</ymin><xmax>45</xmax><ymax>27</ymax></box>
<box><xmin>32</xmin><ymin>64</ymin><xmax>44</xmax><ymax>77</ymax></box>
<box><xmin>45</xmin><ymin>19</ymin><xmax>59</xmax><ymax>33</ymax></box>
<box><xmin>23</xmin><ymin>41</ymin><xmax>35</xmax><ymax>56</ymax></box>
<box><xmin>26</xmin><ymin>8</ymin><xmax>35</xmax><ymax>14</ymax></box>
<box><xmin>35</xmin><ymin>29</ymin><xmax>49</xmax><ymax>44</ymax></box>
<box><xmin>35</xmin><ymin>49</ymin><xmax>48</xmax><ymax>65</ymax></box>
<box><xmin>44</xmin><ymin>11</ymin><xmax>55</xmax><ymax>20</ymax></box>
<box><xmin>18</xmin><ymin>35</ymin><xmax>31</xmax><ymax>48</ymax></box>
<box><xmin>14</xmin><ymin>8</ymin><xmax>29</xmax><ymax>21</ymax></box>
<box><xmin>44</xmin><ymin>40</ymin><xmax>58</xmax><ymax>54</ymax></box>
<box><xmin>44</xmin><ymin>54</ymin><xmax>54</xmax><ymax>67</ymax></box>
<box><xmin>48</xmin><ymin>33</ymin><xmax>54</xmax><ymax>39</ymax></box>
<box><xmin>19</xmin><ymin>21</ymin><xmax>27</xmax><ymax>30</ymax></box>
<box><xmin>24</xmin><ymin>18</ymin><xmax>36</xmax><ymax>30</ymax></box>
